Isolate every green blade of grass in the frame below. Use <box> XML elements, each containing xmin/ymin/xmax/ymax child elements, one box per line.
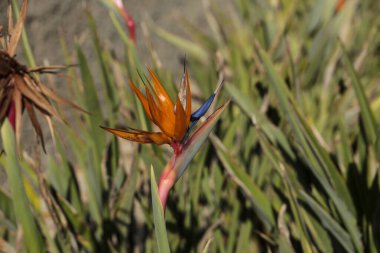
<box><xmin>53</xmin><ymin>132</ymin><xmax>84</xmax><ymax>213</ymax></box>
<box><xmin>211</xmin><ymin>135</ymin><xmax>275</xmax><ymax>227</ymax></box>
<box><xmin>340</xmin><ymin>41</ymin><xmax>377</xmax><ymax>144</ymax></box>
<box><xmin>76</xmin><ymin>45</ymin><xmax>106</xmax><ymax>152</ymax></box>
<box><xmin>257</xmin><ymin>45</ymin><xmax>363</xmax><ymax>252</ymax></box>
<box><xmin>87</xmin><ymin>12</ymin><xmax>119</xmax><ymax>114</ymax></box>
<box><xmin>76</xmin><ymin>46</ymin><xmax>106</xmax><ymax>220</ymax></box>
<box><xmin>235</xmin><ymin>221</ymin><xmax>252</xmax><ymax>253</ymax></box>
<box><xmin>0</xmin><ymin>188</ymin><xmax>15</xmax><ymax>224</ymax></box>
<box><xmin>83</xmin><ymin>147</ymin><xmax>103</xmax><ymax>225</ymax></box>
<box><xmin>154</xmin><ymin>26</ymin><xmax>209</xmax><ymax>64</ymax></box>
<box><xmin>257</xmin><ymin>133</ymin><xmax>313</xmax><ymax>253</ymax></box>
<box><xmin>292</xmin><ymin>106</ymin><xmax>355</xmax><ymax>213</ymax></box>
<box><xmin>225</xmin><ymin>84</ymin><xmax>294</xmax><ymax>159</ymax></box>
<box><xmin>151</xmin><ymin>166</ymin><xmax>171</xmax><ymax>253</ymax></box>
<box><xmin>302</xmin><ymin>208</ymin><xmax>333</xmax><ymax>252</ymax></box>
<box><xmin>300</xmin><ymin>192</ymin><xmax>355</xmax><ymax>253</ymax></box>
<box><xmin>1</xmin><ymin>120</ymin><xmax>44</xmax><ymax>253</ymax></box>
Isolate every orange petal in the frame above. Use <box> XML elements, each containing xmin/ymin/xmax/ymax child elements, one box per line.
<box><xmin>173</xmin><ymin>96</ymin><xmax>187</xmax><ymax>140</ymax></box>
<box><xmin>146</xmin><ymin>67</ymin><xmax>174</xmax><ymax>111</ymax></box>
<box><xmin>146</xmin><ymin>87</ymin><xmax>175</xmax><ymax>137</ymax></box>
<box><xmin>129</xmin><ymin>81</ymin><xmax>153</xmax><ymax>120</ymax></box>
<box><xmin>145</xmin><ymin>86</ymin><xmax>161</xmax><ymax>125</ymax></box>
<box><xmin>100</xmin><ymin>126</ymin><xmax>171</xmax><ymax>144</ymax></box>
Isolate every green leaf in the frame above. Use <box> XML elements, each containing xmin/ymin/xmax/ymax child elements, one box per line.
<box><xmin>151</xmin><ymin>166</ymin><xmax>171</xmax><ymax>253</ymax></box>
<box><xmin>258</xmin><ymin>134</ymin><xmax>313</xmax><ymax>253</ymax></box>
<box><xmin>76</xmin><ymin>45</ymin><xmax>105</xmax><ymax>154</ymax></box>
<box><xmin>235</xmin><ymin>222</ymin><xmax>252</xmax><ymax>253</ymax></box>
<box><xmin>257</xmin><ymin>45</ymin><xmax>363</xmax><ymax>252</ymax></box>
<box><xmin>300</xmin><ymin>192</ymin><xmax>355</xmax><ymax>253</ymax></box>
<box><xmin>211</xmin><ymin>135</ymin><xmax>275</xmax><ymax>227</ymax></box>
<box><xmin>0</xmin><ymin>188</ymin><xmax>15</xmax><ymax>225</ymax></box>
<box><xmin>172</xmin><ymin>100</ymin><xmax>230</xmax><ymax>181</ymax></box>
<box><xmin>340</xmin><ymin>41</ymin><xmax>377</xmax><ymax>144</ymax></box>
<box><xmin>225</xmin><ymin>84</ymin><xmax>294</xmax><ymax>159</ymax></box>
<box><xmin>154</xmin><ymin>26</ymin><xmax>209</xmax><ymax>64</ymax></box>
<box><xmin>1</xmin><ymin>120</ymin><xmax>44</xmax><ymax>253</ymax></box>
<box><xmin>87</xmin><ymin>12</ymin><xmax>119</xmax><ymax>113</ymax></box>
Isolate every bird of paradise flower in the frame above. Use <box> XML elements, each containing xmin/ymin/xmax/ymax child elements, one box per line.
<box><xmin>101</xmin><ymin>67</ymin><xmax>229</xmax><ymax>210</ymax></box>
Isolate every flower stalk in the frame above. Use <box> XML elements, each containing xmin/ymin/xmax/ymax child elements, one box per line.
<box><xmin>112</xmin><ymin>0</ymin><xmax>136</xmax><ymax>42</ymax></box>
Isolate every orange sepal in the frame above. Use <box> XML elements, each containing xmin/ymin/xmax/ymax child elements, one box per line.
<box><xmin>173</xmin><ymin>96</ymin><xmax>187</xmax><ymax>140</ymax></box>
<box><xmin>129</xmin><ymin>81</ymin><xmax>153</xmax><ymax>121</ymax></box>
<box><xmin>100</xmin><ymin>126</ymin><xmax>171</xmax><ymax>144</ymax></box>
<box><xmin>146</xmin><ymin>86</ymin><xmax>175</xmax><ymax>137</ymax></box>
<box><xmin>146</xmin><ymin>67</ymin><xmax>174</xmax><ymax>110</ymax></box>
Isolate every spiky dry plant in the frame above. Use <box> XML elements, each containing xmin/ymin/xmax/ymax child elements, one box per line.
<box><xmin>0</xmin><ymin>0</ymin><xmax>86</xmax><ymax>151</ymax></box>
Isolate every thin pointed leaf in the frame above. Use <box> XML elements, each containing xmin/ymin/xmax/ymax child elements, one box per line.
<box><xmin>24</xmin><ymin>100</ymin><xmax>45</xmax><ymax>152</ymax></box>
<box><xmin>340</xmin><ymin>41</ymin><xmax>377</xmax><ymax>143</ymax></box>
<box><xmin>0</xmin><ymin>188</ymin><xmax>15</xmax><ymax>224</ymax></box>
<box><xmin>10</xmin><ymin>0</ymin><xmax>36</xmax><ymax>67</ymax></box>
<box><xmin>211</xmin><ymin>135</ymin><xmax>275</xmax><ymax>227</ymax></box>
<box><xmin>8</xmin><ymin>0</ymin><xmax>27</xmax><ymax>56</ymax></box>
<box><xmin>87</xmin><ymin>12</ymin><xmax>119</xmax><ymax>112</ymax></box>
<box><xmin>257</xmin><ymin>45</ymin><xmax>363</xmax><ymax>252</ymax></box>
<box><xmin>225</xmin><ymin>84</ymin><xmax>294</xmax><ymax>159</ymax></box>
<box><xmin>151</xmin><ymin>166</ymin><xmax>171</xmax><ymax>253</ymax></box>
<box><xmin>201</xmin><ymin>239</ymin><xmax>213</xmax><ymax>253</ymax></box>
<box><xmin>173</xmin><ymin>100</ymin><xmax>230</xmax><ymax>180</ymax></box>
<box><xmin>155</xmin><ymin>26</ymin><xmax>209</xmax><ymax>64</ymax></box>
<box><xmin>77</xmin><ymin>46</ymin><xmax>105</xmax><ymax>149</ymax></box>
<box><xmin>1</xmin><ymin>120</ymin><xmax>44</xmax><ymax>253</ymax></box>
<box><xmin>300</xmin><ymin>192</ymin><xmax>355</xmax><ymax>253</ymax></box>
<box><xmin>39</xmin><ymin>84</ymin><xmax>89</xmax><ymax>114</ymax></box>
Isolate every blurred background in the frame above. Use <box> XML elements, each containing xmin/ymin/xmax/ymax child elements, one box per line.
<box><xmin>13</xmin><ymin>0</ymin><xmax>209</xmax><ymax>71</ymax></box>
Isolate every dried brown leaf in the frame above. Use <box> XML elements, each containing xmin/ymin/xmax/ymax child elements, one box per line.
<box><xmin>25</xmin><ymin>99</ymin><xmax>46</xmax><ymax>152</ymax></box>
<box><xmin>0</xmin><ymin>90</ymin><xmax>13</xmax><ymax>121</ymax></box>
<box><xmin>28</xmin><ymin>65</ymin><xmax>73</xmax><ymax>73</ymax></box>
<box><xmin>13</xmin><ymin>87</ymin><xmax>22</xmax><ymax>150</ymax></box>
<box><xmin>15</xmin><ymin>75</ymin><xmax>62</xmax><ymax>122</ymax></box>
<box><xmin>8</xmin><ymin>0</ymin><xmax>28</xmax><ymax>56</ymax></box>
<box><xmin>0</xmin><ymin>25</ymin><xmax>5</xmax><ymax>49</ymax></box>
<box><xmin>7</xmin><ymin>2</ymin><xmax>13</xmax><ymax>38</ymax></box>
<box><xmin>40</xmin><ymin>83</ymin><xmax>89</xmax><ymax>114</ymax></box>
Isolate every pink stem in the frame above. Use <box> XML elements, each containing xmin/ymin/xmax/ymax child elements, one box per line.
<box><xmin>170</xmin><ymin>142</ymin><xmax>182</xmax><ymax>155</ymax></box>
<box><xmin>157</xmin><ymin>156</ymin><xmax>177</xmax><ymax>212</ymax></box>
<box><xmin>158</xmin><ymin>177</ymin><xmax>174</xmax><ymax>212</ymax></box>
<box><xmin>118</xmin><ymin>6</ymin><xmax>136</xmax><ymax>43</ymax></box>
<box><xmin>7</xmin><ymin>100</ymin><xmax>16</xmax><ymax>131</ymax></box>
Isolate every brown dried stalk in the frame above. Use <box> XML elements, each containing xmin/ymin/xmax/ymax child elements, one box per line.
<box><xmin>0</xmin><ymin>0</ymin><xmax>87</xmax><ymax>152</ymax></box>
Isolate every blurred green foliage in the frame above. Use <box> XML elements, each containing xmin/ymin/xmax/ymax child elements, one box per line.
<box><xmin>1</xmin><ymin>0</ymin><xmax>380</xmax><ymax>252</ymax></box>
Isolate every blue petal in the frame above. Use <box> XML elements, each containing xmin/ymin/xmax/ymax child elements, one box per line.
<box><xmin>190</xmin><ymin>93</ymin><xmax>215</xmax><ymax>122</ymax></box>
